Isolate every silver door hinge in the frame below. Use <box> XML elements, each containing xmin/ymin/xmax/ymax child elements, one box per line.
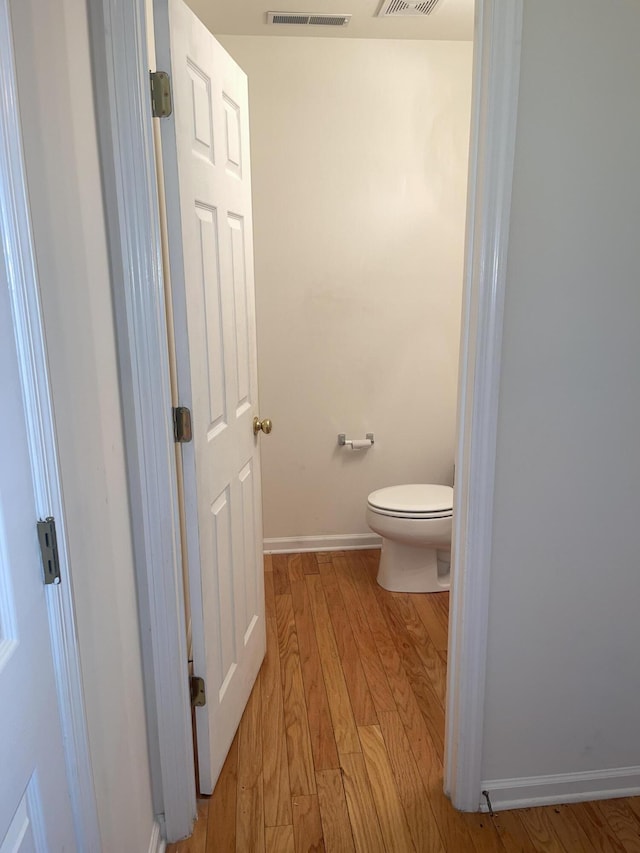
<box><xmin>37</xmin><ymin>517</ymin><xmax>61</xmax><ymax>585</ymax></box>
<box><xmin>190</xmin><ymin>675</ymin><xmax>206</xmax><ymax>707</ymax></box>
<box><xmin>150</xmin><ymin>71</ymin><xmax>172</xmax><ymax>118</ymax></box>
<box><xmin>173</xmin><ymin>406</ymin><xmax>193</xmax><ymax>443</ymax></box>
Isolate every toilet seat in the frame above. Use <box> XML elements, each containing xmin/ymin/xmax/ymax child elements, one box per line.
<box><xmin>368</xmin><ymin>505</ymin><xmax>452</xmax><ymax>520</ymax></box>
<box><xmin>367</xmin><ymin>484</ymin><xmax>453</xmax><ymax>520</ymax></box>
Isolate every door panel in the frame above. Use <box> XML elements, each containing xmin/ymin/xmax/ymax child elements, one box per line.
<box><xmin>158</xmin><ymin>0</ymin><xmax>266</xmax><ymax>794</ymax></box>
<box><xmin>0</xmin><ymin>254</ymin><xmax>76</xmax><ymax>849</ymax></box>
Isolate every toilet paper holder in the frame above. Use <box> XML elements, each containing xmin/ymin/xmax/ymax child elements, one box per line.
<box><xmin>338</xmin><ymin>433</ymin><xmax>374</xmax><ymax>449</ymax></box>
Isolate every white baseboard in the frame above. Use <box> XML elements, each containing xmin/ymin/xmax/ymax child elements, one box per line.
<box><xmin>148</xmin><ymin>821</ymin><xmax>166</xmax><ymax>853</ymax></box>
<box><xmin>263</xmin><ymin>534</ymin><xmax>382</xmax><ymax>554</ymax></box>
<box><xmin>480</xmin><ymin>765</ymin><xmax>640</xmax><ymax>812</ymax></box>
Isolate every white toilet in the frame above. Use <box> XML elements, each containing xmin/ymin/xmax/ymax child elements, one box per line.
<box><xmin>366</xmin><ymin>483</ymin><xmax>453</xmax><ymax>593</ymax></box>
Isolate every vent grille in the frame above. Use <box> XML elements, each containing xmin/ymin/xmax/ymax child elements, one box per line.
<box><xmin>377</xmin><ymin>0</ymin><xmax>442</xmax><ymax>16</ymax></box>
<box><xmin>267</xmin><ymin>11</ymin><xmax>351</xmax><ymax>25</ymax></box>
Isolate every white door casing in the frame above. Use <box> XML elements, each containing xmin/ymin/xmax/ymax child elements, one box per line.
<box><xmin>444</xmin><ymin>0</ymin><xmax>523</xmax><ymax>809</ymax></box>
<box><xmin>156</xmin><ymin>0</ymin><xmax>266</xmax><ymax>794</ymax></box>
<box><xmin>0</xmin><ymin>245</ymin><xmax>77</xmax><ymax>852</ymax></box>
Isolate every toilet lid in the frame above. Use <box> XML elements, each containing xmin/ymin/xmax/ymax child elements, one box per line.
<box><xmin>367</xmin><ymin>484</ymin><xmax>453</xmax><ymax>515</ymax></box>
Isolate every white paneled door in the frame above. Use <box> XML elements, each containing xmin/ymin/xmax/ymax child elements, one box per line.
<box><xmin>0</xmin><ymin>273</ymin><xmax>76</xmax><ymax>848</ymax></box>
<box><xmin>158</xmin><ymin>0</ymin><xmax>267</xmax><ymax>793</ymax></box>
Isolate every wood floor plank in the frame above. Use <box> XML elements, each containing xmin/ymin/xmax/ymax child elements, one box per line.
<box><xmin>376</xmin><ymin>705</ymin><xmax>481</xmax><ymax>853</ymax></box>
<box><xmin>493</xmin><ymin>808</ymin><xmax>544</xmax><ymax>853</ymax></box>
<box><xmin>315</xmin><ymin>552</ymin><xmax>332</xmax><ymax>564</ymax></box>
<box><xmin>517</xmin><ymin>806</ymin><xmax>572</xmax><ymax>853</ymax></box>
<box><xmin>261</xmin><ymin>615</ymin><xmax>292</xmax><ymax>827</ymax></box>
<box><xmin>377</xmin><ymin>710</ymin><xmax>445</xmax><ymax>853</ymax></box>
<box><xmin>290</xmin><ymin>575</ymin><xmax>340</xmax><ymax>771</ymax></box>
<box><xmin>266</xmin><ymin>825</ymin><xmax>295</xmax><ymax>853</ymax></box>
<box><xmin>391</xmin><ymin>593</ymin><xmax>448</xmax><ymax>704</ymax></box>
<box><xmin>352</xmin><ymin>552</ymin><xmax>498</xmax><ymax>853</ymax></box>
<box><xmin>626</xmin><ymin>799</ymin><xmax>640</xmax><ymax>823</ymax></box>
<box><xmin>459</xmin><ymin>812</ymin><xmax>509</xmax><ymax>853</ymax></box>
<box><xmin>306</xmin><ymin>575</ymin><xmax>361</xmax><ymax>756</ymax></box>
<box><xmin>360</xmin><ymin>550</ymin><xmax>379</xmax><ymax>581</ymax></box>
<box><xmin>592</xmin><ymin>799</ymin><xmax>640</xmax><ymax>853</ymax></box>
<box><xmin>316</xmin><ymin>769</ymin><xmax>356</xmax><ymax>853</ymax></box>
<box><xmin>432</xmin><ymin>792</ymin><xmax>492</xmax><ymax>853</ymax></box>
<box><xmin>431</xmin><ymin>588</ymin><xmax>450</xmax><ymax>624</ymax></box>
<box><xmin>569</xmin><ymin>802</ymin><xmax>627</xmax><ymax>853</ymax></box>
<box><xmin>276</xmin><ymin>593</ymin><xmax>317</xmax><ymax>795</ymax></box>
<box><xmin>361</xmin><ymin>549</ymin><xmax>381</xmax><ymax>564</ymax></box>
<box><xmin>350</xmin><ymin>552</ymin><xmax>446</xmax><ymax>759</ymax></box>
<box><xmin>303</xmin><ymin>551</ymin><xmax>320</xmax><ymax>575</ymax></box>
<box><xmin>264</xmin><ymin>553</ymin><xmax>273</xmax><ymax>573</ymax></box>
<box><xmin>319</xmin><ymin>561</ymin><xmax>378</xmax><ymax>726</ymax></box>
<box><xmin>412</xmin><ymin>591</ymin><xmax>449</xmax><ymax>651</ymax></box>
<box><xmin>358</xmin><ymin>725</ymin><xmax>416</xmax><ymax>852</ymax></box>
<box><xmin>206</xmin><ymin>732</ymin><xmax>238</xmax><ymax>853</ymax></box>
<box><xmin>371</xmin><ymin>575</ymin><xmax>445</xmax><ymax>739</ymax></box>
<box><xmin>339</xmin><ymin>752</ymin><xmax>385</xmax><ymax>853</ymax></box>
<box><xmin>264</xmin><ymin>569</ymin><xmax>276</xmax><ymax>620</ymax></box>
<box><xmin>236</xmin><ymin>673</ymin><xmax>265</xmax><ymax>853</ymax></box>
<box><xmin>359</xmin><ymin>554</ymin><xmax>446</xmax><ymax>757</ymax></box>
<box><xmin>273</xmin><ymin>554</ymin><xmax>291</xmax><ymax>595</ymax></box>
<box><xmin>288</xmin><ymin>552</ymin><xmax>305</xmax><ymax>583</ymax></box>
<box><xmin>354</xmin><ymin>579</ymin><xmax>474</xmax><ymax>852</ymax></box>
<box><xmin>544</xmin><ymin>804</ymin><xmax>602</xmax><ymax>853</ymax></box>
<box><xmin>330</xmin><ymin>553</ymin><xmax>396</xmax><ymax>715</ymax></box>
<box><xmin>292</xmin><ymin>795</ymin><xmax>325</xmax><ymax>853</ymax></box>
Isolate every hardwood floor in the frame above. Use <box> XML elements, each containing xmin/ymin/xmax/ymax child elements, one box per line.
<box><xmin>168</xmin><ymin>550</ymin><xmax>640</xmax><ymax>852</ymax></box>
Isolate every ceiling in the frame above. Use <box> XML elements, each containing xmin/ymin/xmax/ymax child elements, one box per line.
<box><xmin>186</xmin><ymin>0</ymin><xmax>474</xmax><ymax>41</ymax></box>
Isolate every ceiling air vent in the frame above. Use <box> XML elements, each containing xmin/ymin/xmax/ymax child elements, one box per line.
<box><xmin>377</xmin><ymin>0</ymin><xmax>442</xmax><ymax>16</ymax></box>
<box><xmin>267</xmin><ymin>11</ymin><xmax>352</xmax><ymax>25</ymax></box>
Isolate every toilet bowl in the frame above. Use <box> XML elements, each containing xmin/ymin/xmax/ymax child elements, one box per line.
<box><xmin>366</xmin><ymin>484</ymin><xmax>453</xmax><ymax>593</ymax></box>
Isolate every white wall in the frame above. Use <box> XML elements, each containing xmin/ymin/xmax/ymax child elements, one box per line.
<box><xmin>220</xmin><ymin>35</ymin><xmax>473</xmax><ymax>543</ymax></box>
<box><xmin>482</xmin><ymin>0</ymin><xmax>640</xmax><ymax>796</ymax></box>
<box><xmin>10</xmin><ymin>0</ymin><xmax>157</xmax><ymax>848</ymax></box>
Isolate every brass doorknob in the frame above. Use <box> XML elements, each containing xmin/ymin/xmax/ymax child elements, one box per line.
<box><xmin>253</xmin><ymin>416</ymin><xmax>273</xmax><ymax>436</ymax></box>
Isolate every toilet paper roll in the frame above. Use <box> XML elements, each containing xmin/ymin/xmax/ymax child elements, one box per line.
<box><xmin>350</xmin><ymin>439</ymin><xmax>372</xmax><ymax>450</ymax></box>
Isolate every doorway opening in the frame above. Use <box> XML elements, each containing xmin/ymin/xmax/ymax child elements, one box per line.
<box><xmin>170</xmin><ymin>20</ymin><xmax>475</xmax><ymax>839</ymax></box>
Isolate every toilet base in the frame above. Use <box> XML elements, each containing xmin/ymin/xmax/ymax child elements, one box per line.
<box><xmin>376</xmin><ymin>540</ymin><xmax>450</xmax><ymax>594</ymax></box>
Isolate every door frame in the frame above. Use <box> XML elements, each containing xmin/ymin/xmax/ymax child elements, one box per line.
<box><xmin>0</xmin><ymin>0</ymin><xmax>100</xmax><ymax>847</ymax></box>
<box><xmin>444</xmin><ymin>0</ymin><xmax>523</xmax><ymax>809</ymax></box>
<box><xmin>88</xmin><ymin>0</ymin><xmax>196</xmax><ymax>841</ymax></box>
<box><xmin>91</xmin><ymin>0</ymin><xmax>523</xmax><ymax>839</ymax></box>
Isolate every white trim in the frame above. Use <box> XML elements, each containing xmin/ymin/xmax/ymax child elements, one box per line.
<box><xmin>264</xmin><ymin>534</ymin><xmax>382</xmax><ymax>554</ymax></box>
<box><xmin>480</xmin><ymin>766</ymin><xmax>640</xmax><ymax>812</ymax></box>
<box><xmin>88</xmin><ymin>0</ymin><xmax>196</xmax><ymax>842</ymax></box>
<box><xmin>148</xmin><ymin>821</ymin><xmax>167</xmax><ymax>853</ymax></box>
<box><xmin>0</xmin><ymin>1</ymin><xmax>101</xmax><ymax>848</ymax></box>
<box><xmin>444</xmin><ymin>0</ymin><xmax>523</xmax><ymax>811</ymax></box>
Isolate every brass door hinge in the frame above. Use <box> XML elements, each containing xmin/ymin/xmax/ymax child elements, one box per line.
<box><xmin>150</xmin><ymin>71</ymin><xmax>172</xmax><ymax>118</ymax></box>
<box><xmin>190</xmin><ymin>675</ymin><xmax>206</xmax><ymax>707</ymax></box>
<box><xmin>173</xmin><ymin>406</ymin><xmax>192</xmax><ymax>443</ymax></box>
<box><xmin>37</xmin><ymin>517</ymin><xmax>61</xmax><ymax>584</ymax></box>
